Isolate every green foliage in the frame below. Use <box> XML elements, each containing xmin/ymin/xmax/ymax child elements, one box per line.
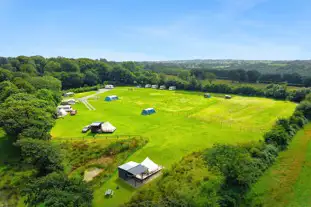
<box><xmin>28</xmin><ymin>76</ymin><xmax>62</xmax><ymax>92</ymax></box>
<box><xmin>22</xmin><ymin>172</ymin><xmax>93</xmax><ymax>207</ymax></box>
<box><xmin>0</xmin><ymin>93</ymin><xmax>55</xmax><ymax>139</ymax></box>
<box><xmin>0</xmin><ymin>81</ymin><xmax>19</xmax><ymax>102</ymax></box>
<box><xmin>0</xmin><ymin>68</ymin><xmax>13</xmax><ymax>82</ymax></box>
<box><xmin>16</xmin><ymin>138</ymin><xmax>63</xmax><ymax>175</ymax></box>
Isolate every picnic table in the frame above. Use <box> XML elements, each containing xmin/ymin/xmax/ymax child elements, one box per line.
<box><xmin>105</xmin><ymin>189</ymin><xmax>114</xmax><ymax>197</ymax></box>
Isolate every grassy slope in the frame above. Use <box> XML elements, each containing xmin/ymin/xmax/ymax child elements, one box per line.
<box><xmin>245</xmin><ymin>124</ymin><xmax>311</xmax><ymax>207</ymax></box>
<box><xmin>51</xmin><ymin>87</ymin><xmax>296</xmax><ymax>207</ymax></box>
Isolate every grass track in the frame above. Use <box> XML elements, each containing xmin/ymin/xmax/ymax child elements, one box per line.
<box><xmin>51</xmin><ymin>87</ymin><xmax>296</xmax><ymax>207</ymax></box>
<box><xmin>245</xmin><ymin>124</ymin><xmax>311</xmax><ymax>207</ymax></box>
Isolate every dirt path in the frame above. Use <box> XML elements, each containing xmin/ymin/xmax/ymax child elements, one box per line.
<box><xmin>78</xmin><ymin>89</ymin><xmax>110</xmax><ymax>110</ymax></box>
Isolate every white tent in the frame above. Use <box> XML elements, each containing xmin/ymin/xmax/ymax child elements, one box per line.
<box><xmin>101</xmin><ymin>122</ymin><xmax>116</xmax><ymax>133</ymax></box>
<box><xmin>141</xmin><ymin>157</ymin><xmax>159</xmax><ymax>173</ymax></box>
<box><xmin>57</xmin><ymin>108</ymin><xmax>67</xmax><ymax>117</ymax></box>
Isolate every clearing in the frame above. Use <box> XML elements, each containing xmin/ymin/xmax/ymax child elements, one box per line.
<box><xmin>245</xmin><ymin>123</ymin><xmax>311</xmax><ymax>207</ymax></box>
<box><xmin>51</xmin><ymin>87</ymin><xmax>296</xmax><ymax>207</ymax></box>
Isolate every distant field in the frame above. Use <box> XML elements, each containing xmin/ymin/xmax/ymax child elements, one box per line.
<box><xmin>245</xmin><ymin>124</ymin><xmax>311</xmax><ymax>207</ymax></box>
<box><xmin>51</xmin><ymin>87</ymin><xmax>296</xmax><ymax>207</ymax></box>
<box><xmin>203</xmin><ymin>79</ymin><xmax>302</xmax><ymax>91</ymax></box>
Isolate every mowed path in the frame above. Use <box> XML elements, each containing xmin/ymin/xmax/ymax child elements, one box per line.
<box><xmin>78</xmin><ymin>89</ymin><xmax>110</xmax><ymax>110</ymax></box>
<box><xmin>51</xmin><ymin>87</ymin><xmax>296</xmax><ymax>207</ymax></box>
<box><xmin>245</xmin><ymin>124</ymin><xmax>311</xmax><ymax>207</ymax></box>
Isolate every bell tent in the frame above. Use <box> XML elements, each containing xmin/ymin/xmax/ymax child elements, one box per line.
<box><xmin>101</xmin><ymin>122</ymin><xmax>117</xmax><ymax>133</ymax></box>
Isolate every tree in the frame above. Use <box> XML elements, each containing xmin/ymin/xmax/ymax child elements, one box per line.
<box><xmin>22</xmin><ymin>172</ymin><xmax>93</xmax><ymax>207</ymax></box>
<box><xmin>84</xmin><ymin>70</ymin><xmax>99</xmax><ymax>86</ymax></box>
<box><xmin>20</xmin><ymin>64</ymin><xmax>37</xmax><ymax>75</ymax></box>
<box><xmin>44</xmin><ymin>61</ymin><xmax>61</xmax><ymax>73</ymax></box>
<box><xmin>13</xmin><ymin>77</ymin><xmax>36</xmax><ymax>93</ymax></box>
<box><xmin>60</xmin><ymin>72</ymin><xmax>84</xmax><ymax>89</ymax></box>
<box><xmin>28</xmin><ymin>76</ymin><xmax>62</xmax><ymax>92</ymax></box>
<box><xmin>228</xmin><ymin>70</ymin><xmax>240</xmax><ymax>82</ymax></box>
<box><xmin>0</xmin><ymin>68</ymin><xmax>13</xmax><ymax>82</ymax></box>
<box><xmin>16</xmin><ymin>138</ymin><xmax>63</xmax><ymax>175</ymax></box>
<box><xmin>264</xmin><ymin>125</ymin><xmax>291</xmax><ymax>149</ymax></box>
<box><xmin>205</xmin><ymin>72</ymin><xmax>216</xmax><ymax>84</ymax></box>
<box><xmin>0</xmin><ymin>81</ymin><xmax>19</xmax><ymax>102</ymax></box>
<box><xmin>0</xmin><ymin>93</ymin><xmax>55</xmax><ymax>139</ymax></box>
<box><xmin>246</xmin><ymin>70</ymin><xmax>261</xmax><ymax>83</ymax></box>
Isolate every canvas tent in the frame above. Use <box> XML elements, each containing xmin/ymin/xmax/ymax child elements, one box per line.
<box><xmin>105</xmin><ymin>85</ymin><xmax>114</xmax><ymax>89</ymax></box>
<box><xmin>169</xmin><ymin>86</ymin><xmax>176</xmax><ymax>90</ymax></box>
<box><xmin>64</xmin><ymin>92</ymin><xmax>74</xmax><ymax>97</ymax></box>
<box><xmin>141</xmin><ymin>157</ymin><xmax>160</xmax><ymax>173</ymax></box>
<box><xmin>141</xmin><ymin>108</ymin><xmax>156</xmax><ymax>115</ymax></box>
<box><xmin>57</xmin><ymin>108</ymin><xmax>67</xmax><ymax>117</ymax></box>
<box><xmin>225</xmin><ymin>95</ymin><xmax>232</xmax><ymax>99</ymax></box>
<box><xmin>101</xmin><ymin>122</ymin><xmax>116</xmax><ymax>133</ymax></box>
<box><xmin>105</xmin><ymin>95</ymin><xmax>118</xmax><ymax>101</ymax></box>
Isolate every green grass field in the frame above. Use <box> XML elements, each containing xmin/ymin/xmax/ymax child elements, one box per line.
<box><xmin>245</xmin><ymin>124</ymin><xmax>311</xmax><ymax>207</ymax></box>
<box><xmin>51</xmin><ymin>87</ymin><xmax>296</xmax><ymax>207</ymax></box>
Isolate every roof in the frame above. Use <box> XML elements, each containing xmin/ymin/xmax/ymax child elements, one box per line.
<box><xmin>101</xmin><ymin>122</ymin><xmax>116</xmax><ymax>132</ymax></box>
<box><xmin>127</xmin><ymin>164</ymin><xmax>148</xmax><ymax>175</ymax></box>
<box><xmin>107</xmin><ymin>95</ymin><xmax>118</xmax><ymax>98</ymax></box>
<box><xmin>58</xmin><ymin>105</ymin><xmax>71</xmax><ymax>108</ymax></box>
<box><xmin>118</xmin><ymin>161</ymin><xmax>139</xmax><ymax>171</ymax></box>
<box><xmin>90</xmin><ymin>122</ymin><xmax>102</xmax><ymax>127</ymax></box>
<box><xmin>144</xmin><ymin>108</ymin><xmax>154</xmax><ymax>111</ymax></box>
<box><xmin>141</xmin><ymin>157</ymin><xmax>159</xmax><ymax>173</ymax></box>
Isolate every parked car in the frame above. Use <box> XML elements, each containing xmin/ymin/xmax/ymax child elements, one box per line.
<box><xmin>82</xmin><ymin>125</ymin><xmax>90</xmax><ymax>133</ymax></box>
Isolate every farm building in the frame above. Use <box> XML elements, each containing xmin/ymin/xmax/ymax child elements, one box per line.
<box><xmin>64</xmin><ymin>92</ymin><xmax>74</xmax><ymax>97</ymax></box>
<box><xmin>61</xmin><ymin>99</ymin><xmax>76</xmax><ymax>105</ymax></box>
<box><xmin>204</xmin><ymin>93</ymin><xmax>211</xmax><ymax>98</ymax></box>
<box><xmin>151</xmin><ymin>85</ymin><xmax>158</xmax><ymax>89</ymax></box>
<box><xmin>225</xmin><ymin>95</ymin><xmax>232</xmax><ymax>99</ymax></box>
<box><xmin>57</xmin><ymin>105</ymin><xmax>72</xmax><ymax>112</ymax></box>
<box><xmin>57</xmin><ymin>108</ymin><xmax>67</xmax><ymax>118</ymax></box>
<box><xmin>141</xmin><ymin>108</ymin><xmax>156</xmax><ymax>115</ymax></box>
<box><xmin>169</xmin><ymin>86</ymin><xmax>176</xmax><ymax>90</ymax></box>
<box><xmin>105</xmin><ymin>95</ymin><xmax>119</xmax><ymax>101</ymax></box>
<box><xmin>105</xmin><ymin>84</ymin><xmax>114</xmax><ymax>89</ymax></box>
<box><xmin>101</xmin><ymin>122</ymin><xmax>116</xmax><ymax>133</ymax></box>
<box><xmin>118</xmin><ymin>157</ymin><xmax>162</xmax><ymax>187</ymax></box>
<box><xmin>159</xmin><ymin>85</ymin><xmax>166</xmax><ymax>90</ymax></box>
<box><xmin>90</xmin><ymin>122</ymin><xmax>103</xmax><ymax>133</ymax></box>
<box><xmin>145</xmin><ymin>84</ymin><xmax>151</xmax><ymax>88</ymax></box>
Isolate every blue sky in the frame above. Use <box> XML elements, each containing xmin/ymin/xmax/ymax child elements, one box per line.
<box><xmin>1</xmin><ymin>0</ymin><xmax>311</xmax><ymax>60</ymax></box>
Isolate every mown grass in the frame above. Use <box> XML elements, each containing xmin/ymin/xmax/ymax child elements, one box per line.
<box><xmin>50</xmin><ymin>87</ymin><xmax>296</xmax><ymax>207</ymax></box>
<box><xmin>245</xmin><ymin>124</ymin><xmax>311</xmax><ymax>207</ymax></box>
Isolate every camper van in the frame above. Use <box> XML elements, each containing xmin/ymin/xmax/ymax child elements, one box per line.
<box><xmin>57</xmin><ymin>105</ymin><xmax>72</xmax><ymax>112</ymax></box>
<box><xmin>105</xmin><ymin>85</ymin><xmax>114</xmax><ymax>89</ymax></box>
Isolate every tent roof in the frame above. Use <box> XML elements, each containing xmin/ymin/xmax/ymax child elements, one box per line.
<box><xmin>141</xmin><ymin>157</ymin><xmax>159</xmax><ymax>173</ymax></box>
<box><xmin>127</xmin><ymin>164</ymin><xmax>148</xmax><ymax>175</ymax></box>
<box><xmin>144</xmin><ymin>108</ymin><xmax>154</xmax><ymax>111</ymax></box>
<box><xmin>107</xmin><ymin>95</ymin><xmax>118</xmax><ymax>98</ymax></box>
<box><xmin>101</xmin><ymin>122</ymin><xmax>116</xmax><ymax>132</ymax></box>
<box><xmin>118</xmin><ymin>161</ymin><xmax>139</xmax><ymax>171</ymax></box>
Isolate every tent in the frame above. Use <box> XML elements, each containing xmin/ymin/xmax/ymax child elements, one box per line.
<box><xmin>225</xmin><ymin>95</ymin><xmax>232</xmax><ymax>99</ymax></box>
<box><xmin>145</xmin><ymin>84</ymin><xmax>151</xmax><ymax>88</ymax></box>
<box><xmin>159</xmin><ymin>85</ymin><xmax>166</xmax><ymax>90</ymax></box>
<box><xmin>204</xmin><ymin>93</ymin><xmax>211</xmax><ymax>98</ymax></box>
<box><xmin>101</xmin><ymin>122</ymin><xmax>116</xmax><ymax>133</ymax></box>
<box><xmin>105</xmin><ymin>85</ymin><xmax>114</xmax><ymax>89</ymax></box>
<box><xmin>169</xmin><ymin>86</ymin><xmax>176</xmax><ymax>90</ymax></box>
<box><xmin>151</xmin><ymin>85</ymin><xmax>158</xmax><ymax>89</ymax></box>
<box><xmin>64</xmin><ymin>92</ymin><xmax>74</xmax><ymax>97</ymax></box>
<box><xmin>57</xmin><ymin>108</ymin><xmax>67</xmax><ymax>117</ymax></box>
<box><xmin>105</xmin><ymin>95</ymin><xmax>118</xmax><ymax>101</ymax></box>
<box><xmin>141</xmin><ymin>108</ymin><xmax>156</xmax><ymax>115</ymax></box>
<box><xmin>141</xmin><ymin>157</ymin><xmax>159</xmax><ymax>173</ymax></box>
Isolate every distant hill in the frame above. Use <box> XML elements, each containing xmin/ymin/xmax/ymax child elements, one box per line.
<box><xmin>140</xmin><ymin>59</ymin><xmax>311</xmax><ymax>76</ymax></box>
